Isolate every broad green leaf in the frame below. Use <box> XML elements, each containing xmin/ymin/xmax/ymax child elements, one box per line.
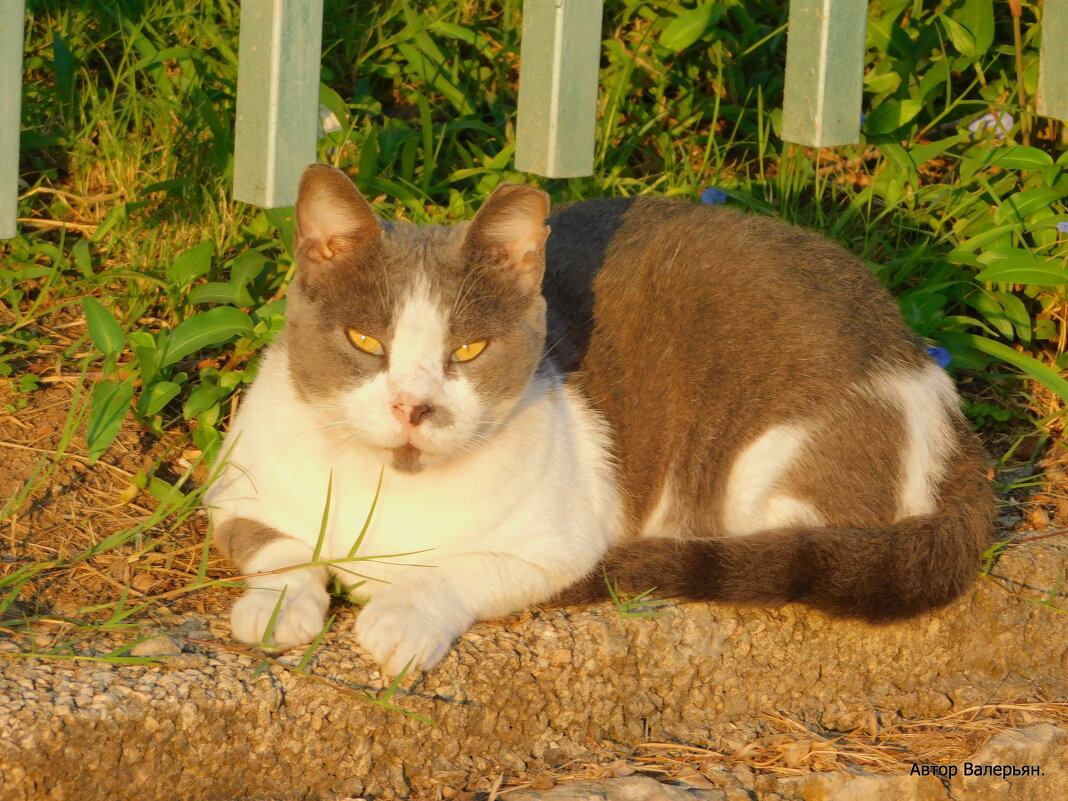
<box><xmin>975</xmin><ymin>249</ymin><xmax>1068</xmax><ymax>285</ymax></box>
<box><xmin>964</xmin><ymin>294</ymin><xmax>1014</xmax><ymax>339</ymax></box>
<box><xmin>975</xmin><ymin>264</ymin><xmax>1068</xmax><ymax>286</ymax></box>
<box><xmin>917</xmin><ymin>59</ymin><xmax>950</xmax><ymax>100</ymax></box>
<box><xmin>148</xmin><ymin>476</ymin><xmax>186</xmax><ymax>507</ymax></box>
<box><xmin>876</xmin><ymin>142</ymin><xmax>915</xmax><ymax>176</ymax></box>
<box><xmin>990</xmin><ymin>289</ymin><xmax>1033</xmax><ymax>346</ymax></box>
<box><xmin>979</xmin><ymin>145</ymin><xmax>1054</xmax><ymax>171</ymax></box>
<box><xmin>159</xmin><ymin>307</ymin><xmax>254</xmax><ymax>367</ymax></box>
<box><xmin>948</xmin><ymin>223</ymin><xmax>1018</xmax><ymax>258</ymax></box>
<box><xmin>128</xmin><ymin>330</ymin><xmax>159</xmax><ymax>386</ymax></box>
<box><xmin>318</xmin><ymin>82</ymin><xmax>348</xmax><ymax>127</ymax></box>
<box><xmin>429</xmin><ymin>20</ymin><xmax>478</xmax><ymax>46</ymax></box>
<box><xmin>167</xmin><ymin>240</ymin><xmax>214</xmax><ymax>290</ymax></box>
<box><xmin>87</xmin><ymin>378</ymin><xmax>135</xmax><ymax>463</ymax></box>
<box><xmin>52</xmin><ymin>32</ymin><xmax>76</xmax><ymax>121</ymax></box>
<box><xmin>659</xmin><ymin>4</ymin><xmax>724</xmax><ymax>52</ymax></box>
<box><xmin>943</xmin><ymin>0</ymin><xmax>994</xmax><ymax>58</ymax></box>
<box><xmin>139</xmin><ymin>380</ymin><xmax>182</xmax><ymax>417</ymax></box>
<box><xmin>187</xmin><ymin>282</ymin><xmax>237</xmax><ymax>306</ymax></box>
<box><xmin>72</xmin><ymin>239</ymin><xmax>92</xmax><ymax>278</ymax></box>
<box><xmin>942</xmin><ymin>314</ymin><xmax>1000</xmax><ymax>339</ymax></box>
<box><xmin>183</xmin><ymin>379</ymin><xmax>229</xmax><ymax>419</ymax></box>
<box><xmin>938</xmin><ymin>331</ymin><xmax>1068</xmax><ymax>403</ymax></box>
<box><xmin>864</xmin><ymin>99</ymin><xmax>923</xmax><ymax>134</ymax></box>
<box><xmin>994</xmin><ymin>187</ymin><xmax>1068</xmax><ymax>224</ymax></box>
<box><xmin>907</xmin><ymin>135</ymin><xmax>966</xmax><ymax>165</ymax></box>
<box><xmin>82</xmin><ymin>298</ymin><xmax>125</xmax><ymax>358</ymax></box>
<box><xmin>229</xmin><ymin>250</ymin><xmax>270</xmax><ymax>300</ymax></box>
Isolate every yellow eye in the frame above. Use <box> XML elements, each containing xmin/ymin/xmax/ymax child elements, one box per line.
<box><xmin>347</xmin><ymin>328</ymin><xmax>384</xmax><ymax>356</ymax></box>
<box><xmin>450</xmin><ymin>340</ymin><xmax>487</xmax><ymax>363</ymax></box>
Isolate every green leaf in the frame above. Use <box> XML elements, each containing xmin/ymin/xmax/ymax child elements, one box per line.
<box><xmin>979</xmin><ymin>145</ymin><xmax>1054</xmax><ymax>172</ymax></box>
<box><xmin>187</xmin><ymin>282</ymin><xmax>237</xmax><ymax>306</ymax></box>
<box><xmin>975</xmin><ymin>249</ymin><xmax>1068</xmax><ymax>285</ymax></box>
<box><xmin>965</xmin><ymin>293</ymin><xmax>1014</xmax><ymax>339</ymax></box>
<box><xmin>975</xmin><ymin>265</ymin><xmax>1068</xmax><ymax>286</ymax></box>
<box><xmin>87</xmin><ymin>378</ymin><xmax>135</xmax><ymax>463</ymax></box>
<box><xmin>228</xmin><ymin>250</ymin><xmax>270</xmax><ymax>304</ymax></box>
<box><xmin>990</xmin><ymin>290</ymin><xmax>1033</xmax><ymax>346</ymax></box>
<box><xmin>159</xmin><ymin>307</ymin><xmax>254</xmax><ymax>367</ymax></box>
<box><xmin>128</xmin><ymin>330</ymin><xmax>159</xmax><ymax>386</ymax></box>
<box><xmin>139</xmin><ymin>380</ymin><xmax>182</xmax><ymax>417</ymax></box>
<box><xmin>864</xmin><ymin>99</ymin><xmax>923</xmax><ymax>135</ymax></box>
<box><xmin>659</xmin><ymin>4</ymin><xmax>724</xmax><ymax>52</ymax></box>
<box><xmin>52</xmin><ymin>33</ymin><xmax>76</xmax><ymax>122</ymax></box>
<box><xmin>182</xmin><ymin>378</ymin><xmax>229</xmax><ymax>419</ymax></box>
<box><xmin>938</xmin><ymin>331</ymin><xmax>1068</xmax><ymax>403</ymax></box>
<box><xmin>907</xmin><ymin>135</ymin><xmax>966</xmax><ymax>166</ymax></box>
<box><xmin>72</xmin><ymin>239</ymin><xmax>92</xmax><ymax>278</ymax></box>
<box><xmin>81</xmin><ymin>298</ymin><xmax>125</xmax><ymax>358</ymax></box>
<box><xmin>994</xmin><ymin>187</ymin><xmax>1068</xmax><ymax>224</ymax></box>
<box><xmin>943</xmin><ymin>0</ymin><xmax>994</xmax><ymax>58</ymax></box>
<box><xmin>167</xmin><ymin>240</ymin><xmax>214</xmax><ymax>290</ymax></box>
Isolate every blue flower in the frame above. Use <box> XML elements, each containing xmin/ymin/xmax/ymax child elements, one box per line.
<box><xmin>700</xmin><ymin>187</ymin><xmax>729</xmax><ymax>205</ymax></box>
<box><xmin>926</xmin><ymin>346</ymin><xmax>951</xmax><ymax>369</ymax></box>
<box><xmin>1057</xmin><ymin>221</ymin><xmax>1068</xmax><ymax>234</ymax></box>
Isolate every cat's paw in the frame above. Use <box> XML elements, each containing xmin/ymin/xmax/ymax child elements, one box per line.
<box><xmin>354</xmin><ymin>597</ymin><xmax>469</xmax><ymax>678</ymax></box>
<box><xmin>231</xmin><ymin>585</ymin><xmax>330</xmax><ymax>647</ymax></box>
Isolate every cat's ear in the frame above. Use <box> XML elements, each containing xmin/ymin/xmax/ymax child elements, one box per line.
<box><xmin>464</xmin><ymin>183</ymin><xmax>550</xmax><ymax>293</ymax></box>
<box><xmin>295</xmin><ymin>164</ymin><xmax>382</xmax><ymax>267</ymax></box>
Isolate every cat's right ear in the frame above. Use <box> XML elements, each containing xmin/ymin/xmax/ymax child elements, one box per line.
<box><xmin>294</xmin><ymin>164</ymin><xmax>382</xmax><ymax>268</ymax></box>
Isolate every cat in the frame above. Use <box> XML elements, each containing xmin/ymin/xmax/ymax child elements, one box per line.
<box><xmin>206</xmin><ymin>163</ymin><xmax>994</xmax><ymax>677</ymax></box>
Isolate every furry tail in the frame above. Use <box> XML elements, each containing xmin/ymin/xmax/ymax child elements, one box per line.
<box><xmin>552</xmin><ymin>442</ymin><xmax>995</xmax><ymax>622</ymax></box>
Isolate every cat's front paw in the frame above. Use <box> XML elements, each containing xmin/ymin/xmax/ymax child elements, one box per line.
<box><xmin>231</xmin><ymin>585</ymin><xmax>330</xmax><ymax>647</ymax></box>
<box><xmin>354</xmin><ymin>597</ymin><xmax>470</xmax><ymax>678</ymax></box>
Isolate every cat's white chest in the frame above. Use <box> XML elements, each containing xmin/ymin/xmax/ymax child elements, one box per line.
<box><xmin>208</xmin><ymin>347</ymin><xmax>621</xmax><ymax>600</ymax></box>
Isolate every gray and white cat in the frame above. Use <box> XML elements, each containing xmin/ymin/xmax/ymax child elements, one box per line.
<box><xmin>206</xmin><ymin>164</ymin><xmax>993</xmax><ymax>677</ymax></box>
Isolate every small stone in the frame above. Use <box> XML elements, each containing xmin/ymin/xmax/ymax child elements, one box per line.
<box><xmin>130</xmin><ymin>635</ymin><xmax>182</xmax><ymax>657</ymax></box>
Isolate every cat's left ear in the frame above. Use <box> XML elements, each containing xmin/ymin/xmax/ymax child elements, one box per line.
<box><xmin>464</xmin><ymin>183</ymin><xmax>550</xmax><ymax>294</ymax></box>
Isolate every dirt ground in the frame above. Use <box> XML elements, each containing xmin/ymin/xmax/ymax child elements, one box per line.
<box><xmin>0</xmin><ymin>378</ymin><xmax>235</xmax><ymax>640</ymax></box>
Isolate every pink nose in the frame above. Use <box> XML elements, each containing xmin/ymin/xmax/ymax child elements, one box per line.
<box><xmin>391</xmin><ymin>397</ymin><xmax>434</xmax><ymax>427</ymax></box>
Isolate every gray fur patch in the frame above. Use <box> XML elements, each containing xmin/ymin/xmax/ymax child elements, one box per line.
<box><xmin>214</xmin><ymin>518</ymin><xmax>285</xmax><ymax>568</ymax></box>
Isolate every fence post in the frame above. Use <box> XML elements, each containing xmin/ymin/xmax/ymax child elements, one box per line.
<box><xmin>1</xmin><ymin>1</ymin><xmax>26</xmax><ymax>239</ymax></box>
<box><xmin>233</xmin><ymin>0</ymin><xmax>324</xmax><ymax>208</ymax></box>
<box><xmin>515</xmin><ymin>0</ymin><xmax>604</xmax><ymax>178</ymax></box>
<box><xmin>1037</xmin><ymin>0</ymin><xmax>1068</xmax><ymax>122</ymax></box>
<box><xmin>781</xmin><ymin>0</ymin><xmax>868</xmax><ymax>147</ymax></box>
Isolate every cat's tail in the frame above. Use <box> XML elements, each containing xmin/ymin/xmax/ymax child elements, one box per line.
<box><xmin>550</xmin><ymin>440</ymin><xmax>995</xmax><ymax>622</ymax></box>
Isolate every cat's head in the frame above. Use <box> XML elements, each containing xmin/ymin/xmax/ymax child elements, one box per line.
<box><xmin>283</xmin><ymin>164</ymin><xmax>550</xmax><ymax>473</ymax></box>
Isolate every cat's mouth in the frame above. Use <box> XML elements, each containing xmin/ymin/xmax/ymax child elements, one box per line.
<box><xmin>390</xmin><ymin>443</ymin><xmax>424</xmax><ymax>473</ymax></box>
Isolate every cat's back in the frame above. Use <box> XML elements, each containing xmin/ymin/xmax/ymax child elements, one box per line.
<box><xmin>543</xmin><ymin>196</ymin><xmax>923</xmax><ymax>377</ymax></box>
<box><xmin>542</xmin><ymin>196</ymin><xmax>949</xmax><ymax>535</ymax></box>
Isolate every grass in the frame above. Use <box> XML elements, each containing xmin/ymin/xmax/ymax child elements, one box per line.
<box><xmin>1</xmin><ymin>0</ymin><xmax>1066</xmax><ymax>680</ymax></box>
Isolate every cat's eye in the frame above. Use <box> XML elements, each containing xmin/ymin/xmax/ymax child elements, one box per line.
<box><xmin>347</xmin><ymin>328</ymin><xmax>385</xmax><ymax>356</ymax></box>
<box><xmin>450</xmin><ymin>340</ymin><xmax>487</xmax><ymax>363</ymax></box>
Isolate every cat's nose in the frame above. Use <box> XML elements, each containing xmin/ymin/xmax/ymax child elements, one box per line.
<box><xmin>391</xmin><ymin>396</ymin><xmax>434</xmax><ymax>427</ymax></box>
